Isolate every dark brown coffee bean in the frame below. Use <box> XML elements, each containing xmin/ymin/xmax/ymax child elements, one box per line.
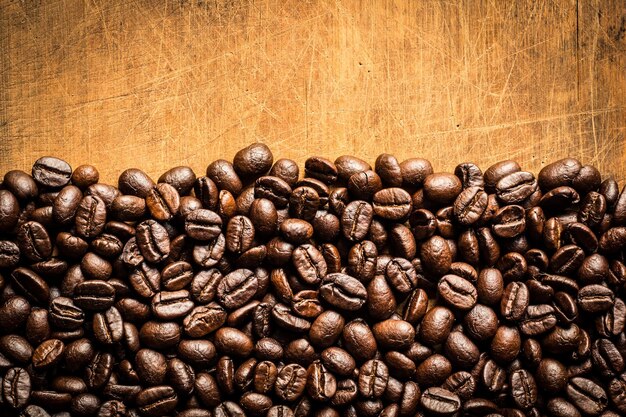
<box><xmin>74</xmin><ymin>280</ymin><xmax>115</xmax><ymax>311</ymax></box>
<box><xmin>275</xmin><ymin>363</ymin><xmax>307</xmax><ymax>402</ymax></box>
<box><xmin>453</xmin><ymin>186</ymin><xmax>488</xmax><ymax>225</ymax></box>
<box><xmin>183</xmin><ymin>303</ymin><xmax>226</xmax><ymax>337</ymax></box>
<box><xmin>306</xmin><ymin>361</ymin><xmax>336</xmax><ymax>402</ymax></box>
<box><xmin>442</xmin><ymin>371</ymin><xmax>475</xmax><ymax>401</ymax></box>
<box><xmin>519</xmin><ymin>304</ymin><xmax>557</xmax><ymax>336</ymax></box>
<box><xmin>74</xmin><ymin>195</ymin><xmax>107</xmax><ymax>239</ymax></box>
<box><xmin>358</xmin><ymin>359</ymin><xmax>389</xmax><ymax>398</ymax></box>
<box><xmin>341</xmin><ymin>200</ymin><xmax>373</xmax><ymax>242</ymax></box>
<box><xmin>31</xmin><ymin>156</ymin><xmax>71</xmax><ymax>188</ymax></box>
<box><xmin>365</xmin><ymin>275</ymin><xmax>395</xmax><ymax>321</ymax></box>
<box><xmin>304</xmin><ymin>157</ymin><xmax>337</xmax><ymax>185</ymax></box>
<box><xmin>490</xmin><ymin>325</ymin><xmax>521</xmax><ymax>363</ymax></box>
<box><xmin>309</xmin><ymin>310</ymin><xmax>344</xmax><ymax>349</ymax></box>
<box><xmin>496</xmin><ymin>171</ymin><xmax>537</xmax><ymax>204</ymax></box>
<box><xmin>2</xmin><ymin>367</ymin><xmax>31</xmax><ymax>409</ymax></box>
<box><xmin>254</xmin><ymin>176</ymin><xmax>292</xmax><ymax>208</ymax></box>
<box><xmin>151</xmin><ymin>290</ymin><xmax>194</xmax><ymax>320</ymax></box>
<box><xmin>419</xmin><ymin>306</ymin><xmax>455</xmax><ymax>346</ymax></box>
<box><xmin>139</xmin><ymin>321</ymin><xmax>181</xmax><ymax>350</ymax></box>
<box><xmin>193</xmin><ymin>233</ymin><xmax>226</xmax><ymax>268</ymax></box>
<box><xmin>136</xmin><ymin>220</ymin><xmax>170</xmax><ymax>264</ymax></box>
<box><xmin>342</xmin><ymin>319</ymin><xmax>377</xmax><ymax>362</ymax></box>
<box><xmin>454</xmin><ymin>162</ymin><xmax>484</xmax><ymax>189</ymax></box>
<box><xmin>375</xmin><ymin>154</ymin><xmax>402</xmax><ymax>187</ymax></box>
<box><xmin>225</xmin><ymin>215</ymin><xmax>255</xmax><ymax>254</ymax></box>
<box><xmin>420</xmin><ymin>387</ymin><xmax>461</xmax><ymax>416</ymax></box>
<box><xmin>290</xmin><ymin>244</ymin><xmax>327</xmax><ymax>285</ymax></box>
<box><xmin>136</xmin><ymin>385</ymin><xmax>178</xmax><ymax>416</ymax></box>
<box><xmin>84</xmin><ymin>351</ymin><xmax>114</xmax><ymax>390</ymax></box>
<box><xmin>218</xmin><ymin>268</ymin><xmax>258</xmax><ymax>310</ymax></box>
<box><xmin>320</xmin><ymin>273</ymin><xmax>367</xmax><ymax>311</ymax></box>
<box><xmin>16</xmin><ymin>221</ymin><xmax>52</xmax><ymax>263</ymax></box>
<box><xmin>566</xmin><ymin>377</ymin><xmax>608</xmax><ymax>416</ymax></box>
<box><xmin>11</xmin><ymin>267</ymin><xmax>50</xmax><ymax>304</ymax></box>
<box><xmin>272</xmin><ymin>303</ymin><xmax>311</xmax><ymax>333</ymax></box>
<box><xmin>400</xmin><ymin>158</ymin><xmax>433</xmax><ymax>189</ymax></box>
<box><xmin>578</xmin><ymin>284</ymin><xmax>615</xmax><ymax>313</ymax></box>
<box><xmin>184</xmin><ymin>209</ymin><xmax>222</xmax><ymax>241</ymax></box>
<box><xmin>444</xmin><ymin>332</ymin><xmax>480</xmax><ymax>369</ymax></box>
<box><xmin>438</xmin><ymin>274</ymin><xmax>477</xmax><ymax>310</ymax></box>
<box><xmin>215</xmin><ymin>327</ymin><xmax>253</xmax><ymax>357</ymax></box>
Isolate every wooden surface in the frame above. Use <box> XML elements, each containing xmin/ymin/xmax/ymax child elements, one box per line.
<box><xmin>1</xmin><ymin>0</ymin><xmax>625</xmax><ymax>185</ymax></box>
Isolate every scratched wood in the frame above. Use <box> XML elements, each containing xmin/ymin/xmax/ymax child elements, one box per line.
<box><xmin>0</xmin><ymin>0</ymin><xmax>625</xmax><ymax>185</ymax></box>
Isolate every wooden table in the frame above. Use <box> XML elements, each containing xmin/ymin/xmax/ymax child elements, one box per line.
<box><xmin>1</xmin><ymin>0</ymin><xmax>625</xmax><ymax>185</ymax></box>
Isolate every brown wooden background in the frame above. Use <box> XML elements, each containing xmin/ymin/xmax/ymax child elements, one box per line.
<box><xmin>1</xmin><ymin>0</ymin><xmax>625</xmax><ymax>185</ymax></box>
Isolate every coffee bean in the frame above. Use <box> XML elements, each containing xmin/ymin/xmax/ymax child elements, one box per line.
<box><xmin>74</xmin><ymin>280</ymin><xmax>115</xmax><ymax>311</ymax></box>
<box><xmin>139</xmin><ymin>321</ymin><xmax>181</xmax><ymax>350</ymax></box>
<box><xmin>75</xmin><ymin>195</ymin><xmax>107</xmax><ymax>239</ymax></box>
<box><xmin>319</xmin><ymin>273</ymin><xmax>367</xmax><ymax>311</ymax></box>
<box><xmin>151</xmin><ymin>290</ymin><xmax>194</xmax><ymax>320</ymax></box>
<box><xmin>275</xmin><ymin>363</ymin><xmax>307</xmax><ymax>402</ymax></box>
<box><xmin>438</xmin><ymin>274</ymin><xmax>477</xmax><ymax>310</ymax></box>
<box><xmin>400</xmin><ymin>158</ymin><xmax>433</xmax><ymax>189</ymax></box>
<box><xmin>136</xmin><ymin>385</ymin><xmax>178</xmax><ymax>416</ymax></box>
<box><xmin>496</xmin><ymin>171</ymin><xmax>537</xmax><ymax>204</ymax></box>
<box><xmin>16</xmin><ymin>221</ymin><xmax>52</xmax><ymax>263</ymax></box>
<box><xmin>185</xmin><ymin>209</ymin><xmax>222</xmax><ymax>240</ymax></box>
<box><xmin>419</xmin><ymin>306</ymin><xmax>455</xmax><ymax>346</ymax></box>
<box><xmin>566</xmin><ymin>377</ymin><xmax>608</xmax><ymax>416</ymax></box>
<box><xmin>2</xmin><ymin>367</ymin><xmax>31</xmax><ymax>409</ymax></box>
<box><xmin>358</xmin><ymin>359</ymin><xmax>389</xmax><ymax>398</ymax></box>
<box><xmin>420</xmin><ymin>387</ymin><xmax>461</xmax><ymax>416</ymax></box>
<box><xmin>578</xmin><ymin>284</ymin><xmax>615</xmax><ymax>313</ymax></box>
<box><xmin>372</xmin><ymin>319</ymin><xmax>414</xmax><ymax>350</ymax></box>
<box><xmin>183</xmin><ymin>303</ymin><xmax>226</xmax><ymax>337</ymax></box>
<box><xmin>135</xmin><ymin>220</ymin><xmax>170</xmax><ymax>263</ymax></box>
<box><xmin>218</xmin><ymin>268</ymin><xmax>258</xmax><ymax>310</ymax></box>
<box><xmin>32</xmin><ymin>157</ymin><xmax>72</xmax><ymax>188</ymax></box>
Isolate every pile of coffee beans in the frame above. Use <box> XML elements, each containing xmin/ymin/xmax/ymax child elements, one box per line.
<box><xmin>1</xmin><ymin>145</ymin><xmax>626</xmax><ymax>417</ymax></box>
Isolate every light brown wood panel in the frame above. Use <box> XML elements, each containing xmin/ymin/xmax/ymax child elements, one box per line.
<box><xmin>1</xmin><ymin>0</ymin><xmax>625</xmax><ymax>184</ymax></box>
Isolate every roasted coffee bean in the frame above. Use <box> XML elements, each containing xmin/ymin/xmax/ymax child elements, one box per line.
<box><xmin>453</xmin><ymin>186</ymin><xmax>488</xmax><ymax>225</ymax></box>
<box><xmin>17</xmin><ymin>221</ymin><xmax>52</xmax><ymax>263</ymax></box>
<box><xmin>438</xmin><ymin>274</ymin><xmax>477</xmax><ymax>310</ymax></box>
<box><xmin>358</xmin><ymin>359</ymin><xmax>389</xmax><ymax>398</ymax></box>
<box><xmin>420</xmin><ymin>235</ymin><xmax>452</xmax><ymax>276</ymax></box>
<box><xmin>420</xmin><ymin>387</ymin><xmax>461</xmax><ymax>416</ymax></box>
<box><xmin>275</xmin><ymin>363</ymin><xmax>307</xmax><ymax>402</ymax></box>
<box><xmin>419</xmin><ymin>306</ymin><xmax>455</xmax><ymax>346</ymax></box>
<box><xmin>341</xmin><ymin>200</ymin><xmax>373</xmax><ymax>241</ymax></box>
<box><xmin>292</xmin><ymin>244</ymin><xmax>327</xmax><ymax>285</ymax></box>
<box><xmin>139</xmin><ymin>321</ymin><xmax>181</xmax><ymax>350</ymax></box>
<box><xmin>136</xmin><ymin>349</ymin><xmax>167</xmax><ymax>386</ymax></box>
<box><xmin>2</xmin><ymin>367</ymin><xmax>31</xmax><ymax>409</ymax></box>
<box><xmin>136</xmin><ymin>385</ymin><xmax>178</xmax><ymax>416</ymax></box>
<box><xmin>32</xmin><ymin>156</ymin><xmax>72</xmax><ymax>188</ymax></box>
<box><xmin>183</xmin><ymin>303</ymin><xmax>226</xmax><ymax>337</ymax></box>
<box><xmin>319</xmin><ymin>273</ymin><xmax>367</xmax><ymax>311</ymax></box>
<box><xmin>272</xmin><ymin>303</ymin><xmax>311</xmax><ymax>332</ymax></box>
<box><xmin>74</xmin><ymin>280</ymin><xmax>115</xmax><ymax>311</ymax></box>
<box><xmin>578</xmin><ymin>284</ymin><xmax>615</xmax><ymax>313</ymax></box>
<box><xmin>386</xmin><ymin>257</ymin><xmax>418</xmax><ymax>293</ymax></box>
<box><xmin>136</xmin><ymin>220</ymin><xmax>170</xmax><ymax>263</ymax></box>
<box><xmin>218</xmin><ymin>268</ymin><xmax>258</xmax><ymax>310</ymax></box>
<box><xmin>306</xmin><ymin>361</ymin><xmax>336</xmax><ymax>402</ymax></box>
<box><xmin>151</xmin><ymin>290</ymin><xmax>194</xmax><ymax>320</ymax></box>
<box><xmin>566</xmin><ymin>377</ymin><xmax>608</xmax><ymax>416</ymax></box>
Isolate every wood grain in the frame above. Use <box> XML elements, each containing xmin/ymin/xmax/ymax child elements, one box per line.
<box><xmin>1</xmin><ymin>0</ymin><xmax>625</xmax><ymax>185</ymax></box>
